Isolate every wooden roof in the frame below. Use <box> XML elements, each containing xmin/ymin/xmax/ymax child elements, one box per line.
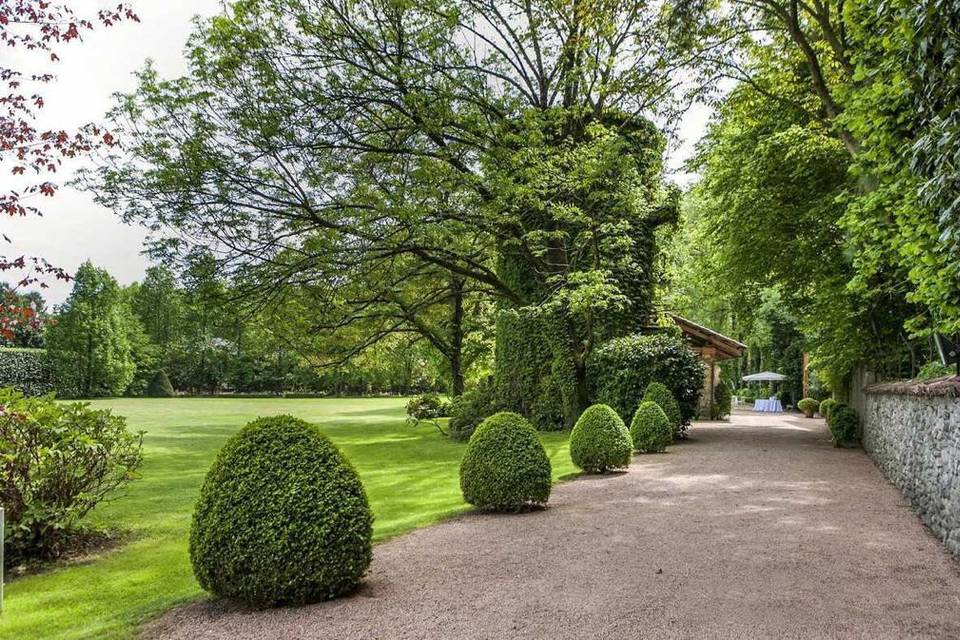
<box><xmin>668</xmin><ymin>313</ymin><xmax>746</xmax><ymax>361</ymax></box>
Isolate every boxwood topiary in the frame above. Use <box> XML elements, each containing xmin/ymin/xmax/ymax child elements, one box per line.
<box><xmin>827</xmin><ymin>404</ymin><xmax>859</xmax><ymax>447</ymax></box>
<box><xmin>190</xmin><ymin>415</ymin><xmax>373</xmax><ymax>606</ymax></box>
<box><xmin>797</xmin><ymin>397</ymin><xmax>819</xmax><ymax>418</ymax></box>
<box><xmin>819</xmin><ymin>398</ymin><xmax>837</xmax><ymax>420</ymax></box>
<box><xmin>459</xmin><ymin>412</ymin><xmax>552</xmax><ymax>510</ymax></box>
<box><xmin>630</xmin><ymin>401</ymin><xmax>672</xmax><ymax>453</ymax></box>
<box><xmin>570</xmin><ymin>404</ymin><xmax>633</xmax><ymax>473</ymax></box>
<box><xmin>643</xmin><ymin>382</ymin><xmax>682</xmax><ymax>437</ymax></box>
<box><xmin>146</xmin><ymin>370</ymin><xmax>175</xmax><ymax>397</ymax></box>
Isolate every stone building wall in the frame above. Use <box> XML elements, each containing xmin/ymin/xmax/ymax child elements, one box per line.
<box><xmin>863</xmin><ymin>376</ymin><xmax>960</xmax><ymax>558</ymax></box>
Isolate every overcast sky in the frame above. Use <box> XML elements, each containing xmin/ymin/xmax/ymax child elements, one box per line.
<box><xmin>5</xmin><ymin>0</ymin><xmax>711</xmax><ymax>307</ymax></box>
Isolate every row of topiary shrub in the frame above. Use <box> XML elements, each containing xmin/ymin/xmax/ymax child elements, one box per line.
<box><xmin>0</xmin><ymin>388</ymin><xmax>143</xmax><ymax>569</ymax></box>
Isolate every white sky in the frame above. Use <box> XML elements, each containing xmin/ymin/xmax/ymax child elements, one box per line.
<box><xmin>4</xmin><ymin>1</ymin><xmax>710</xmax><ymax>307</ymax></box>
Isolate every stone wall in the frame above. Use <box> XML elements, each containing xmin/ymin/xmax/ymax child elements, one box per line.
<box><xmin>863</xmin><ymin>376</ymin><xmax>960</xmax><ymax>558</ymax></box>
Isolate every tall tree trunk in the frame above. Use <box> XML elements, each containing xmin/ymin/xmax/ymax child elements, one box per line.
<box><xmin>449</xmin><ymin>278</ymin><xmax>465</xmax><ymax>396</ymax></box>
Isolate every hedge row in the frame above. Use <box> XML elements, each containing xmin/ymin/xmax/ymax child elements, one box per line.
<box><xmin>0</xmin><ymin>347</ymin><xmax>53</xmax><ymax>396</ymax></box>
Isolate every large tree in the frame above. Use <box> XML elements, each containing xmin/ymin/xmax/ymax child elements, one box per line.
<box><xmin>90</xmin><ymin>0</ymin><xmax>687</xmax><ymax>425</ymax></box>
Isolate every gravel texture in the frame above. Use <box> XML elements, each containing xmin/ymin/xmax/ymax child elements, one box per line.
<box><xmin>146</xmin><ymin>410</ymin><xmax>960</xmax><ymax>639</ymax></box>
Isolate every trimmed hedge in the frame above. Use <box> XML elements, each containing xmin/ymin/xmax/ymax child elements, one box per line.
<box><xmin>827</xmin><ymin>404</ymin><xmax>859</xmax><ymax>447</ymax></box>
<box><xmin>797</xmin><ymin>397</ymin><xmax>819</xmax><ymax>418</ymax></box>
<box><xmin>643</xmin><ymin>382</ymin><xmax>682</xmax><ymax>437</ymax></box>
<box><xmin>570</xmin><ymin>404</ymin><xmax>632</xmax><ymax>473</ymax></box>
<box><xmin>711</xmin><ymin>381</ymin><xmax>732</xmax><ymax>420</ymax></box>
<box><xmin>589</xmin><ymin>333</ymin><xmax>703</xmax><ymax>426</ymax></box>
<box><xmin>190</xmin><ymin>415</ymin><xmax>373</xmax><ymax>606</ymax></box>
<box><xmin>146</xmin><ymin>370</ymin><xmax>175</xmax><ymax>397</ymax></box>
<box><xmin>819</xmin><ymin>398</ymin><xmax>837</xmax><ymax>420</ymax></box>
<box><xmin>630</xmin><ymin>401</ymin><xmax>672</xmax><ymax>453</ymax></box>
<box><xmin>459</xmin><ymin>412</ymin><xmax>552</xmax><ymax>510</ymax></box>
<box><xmin>0</xmin><ymin>347</ymin><xmax>53</xmax><ymax>396</ymax></box>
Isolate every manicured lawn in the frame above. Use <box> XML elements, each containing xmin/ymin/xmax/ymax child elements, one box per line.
<box><xmin>1</xmin><ymin>398</ymin><xmax>575</xmax><ymax>640</ymax></box>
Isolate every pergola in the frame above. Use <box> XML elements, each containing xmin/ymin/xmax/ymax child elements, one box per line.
<box><xmin>668</xmin><ymin>314</ymin><xmax>746</xmax><ymax>418</ymax></box>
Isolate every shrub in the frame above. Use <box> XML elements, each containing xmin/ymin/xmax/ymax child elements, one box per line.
<box><xmin>711</xmin><ymin>381</ymin><xmax>732</xmax><ymax>420</ymax></box>
<box><xmin>589</xmin><ymin>333</ymin><xmax>704</xmax><ymax>426</ymax></box>
<box><xmin>827</xmin><ymin>404</ymin><xmax>859</xmax><ymax>446</ymax></box>
<box><xmin>405</xmin><ymin>393</ymin><xmax>449</xmax><ymax>420</ymax></box>
<box><xmin>917</xmin><ymin>360</ymin><xmax>951</xmax><ymax>380</ymax></box>
<box><xmin>643</xmin><ymin>382</ymin><xmax>683</xmax><ymax>438</ymax></box>
<box><xmin>570</xmin><ymin>404</ymin><xmax>633</xmax><ymax>473</ymax></box>
<box><xmin>0</xmin><ymin>389</ymin><xmax>143</xmax><ymax>567</ymax></box>
<box><xmin>739</xmin><ymin>388</ymin><xmax>754</xmax><ymax>402</ymax></box>
<box><xmin>190</xmin><ymin>415</ymin><xmax>373</xmax><ymax>606</ymax></box>
<box><xmin>0</xmin><ymin>347</ymin><xmax>53</xmax><ymax>396</ymax></box>
<box><xmin>146</xmin><ymin>370</ymin><xmax>175</xmax><ymax>397</ymax></box>
<box><xmin>797</xmin><ymin>397</ymin><xmax>819</xmax><ymax>418</ymax></box>
<box><xmin>448</xmin><ymin>381</ymin><xmax>497</xmax><ymax>442</ymax></box>
<box><xmin>630</xmin><ymin>401</ymin><xmax>672</xmax><ymax>453</ymax></box>
<box><xmin>459</xmin><ymin>412</ymin><xmax>551</xmax><ymax>510</ymax></box>
<box><xmin>819</xmin><ymin>398</ymin><xmax>837</xmax><ymax>420</ymax></box>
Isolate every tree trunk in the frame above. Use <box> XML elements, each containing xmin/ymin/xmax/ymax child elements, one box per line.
<box><xmin>449</xmin><ymin>278</ymin><xmax>465</xmax><ymax>396</ymax></box>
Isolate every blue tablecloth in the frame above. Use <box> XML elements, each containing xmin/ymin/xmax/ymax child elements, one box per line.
<box><xmin>753</xmin><ymin>398</ymin><xmax>783</xmax><ymax>413</ymax></box>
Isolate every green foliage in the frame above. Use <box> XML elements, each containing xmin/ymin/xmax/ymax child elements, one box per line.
<box><xmin>711</xmin><ymin>381</ymin><xmax>732</xmax><ymax>420</ymax></box>
<box><xmin>45</xmin><ymin>262</ymin><xmax>139</xmax><ymax>398</ymax></box>
<box><xmin>818</xmin><ymin>398</ymin><xmax>838</xmax><ymax>420</ymax></box>
<box><xmin>796</xmin><ymin>397</ymin><xmax>819</xmax><ymax>418</ymax></box>
<box><xmin>630</xmin><ymin>401</ymin><xmax>672</xmax><ymax>453</ymax></box>
<box><xmin>917</xmin><ymin>361</ymin><xmax>952</xmax><ymax>380</ymax></box>
<box><xmin>405</xmin><ymin>393</ymin><xmax>449</xmax><ymax>420</ymax></box>
<box><xmin>569</xmin><ymin>404</ymin><xmax>633</xmax><ymax>473</ymax></box>
<box><xmin>145</xmin><ymin>370</ymin><xmax>175</xmax><ymax>398</ymax></box>
<box><xmin>0</xmin><ymin>347</ymin><xmax>52</xmax><ymax>396</ymax></box>
<box><xmin>0</xmin><ymin>389</ymin><xmax>143</xmax><ymax>567</ymax></box>
<box><xmin>642</xmin><ymin>382</ymin><xmax>683</xmax><ymax>438</ymax></box>
<box><xmin>448</xmin><ymin>381</ymin><xmax>497</xmax><ymax>442</ymax></box>
<box><xmin>827</xmin><ymin>404</ymin><xmax>860</xmax><ymax>446</ymax></box>
<box><xmin>589</xmin><ymin>333</ymin><xmax>703</xmax><ymax>427</ymax></box>
<box><xmin>189</xmin><ymin>415</ymin><xmax>373</xmax><ymax>606</ymax></box>
<box><xmin>458</xmin><ymin>412</ymin><xmax>552</xmax><ymax>510</ymax></box>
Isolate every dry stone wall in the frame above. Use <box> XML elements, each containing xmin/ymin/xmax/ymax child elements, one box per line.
<box><xmin>863</xmin><ymin>377</ymin><xmax>960</xmax><ymax>558</ymax></box>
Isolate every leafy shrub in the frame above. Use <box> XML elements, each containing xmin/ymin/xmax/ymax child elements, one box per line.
<box><xmin>739</xmin><ymin>388</ymin><xmax>755</xmax><ymax>402</ymax></box>
<box><xmin>630</xmin><ymin>401</ymin><xmax>672</xmax><ymax>453</ymax></box>
<box><xmin>190</xmin><ymin>415</ymin><xmax>373</xmax><ymax>606</ymax></box>
<box><xmin>146</xmin><ymin>370</ymin><xmax>175</xmax><ymax>397</ymax></box>
<box><xmin>406</xmin><ymin>393</ymin><xmax>450</xmax><ymax>420</ymax></box>
<box><xmin>0</xmin><ymin>347</ymin><xmax>53</xmax><ymax>396</ymax></box>
<box><xmin>917</xmin><ymin>360</ymin><xmax>951</xmax><ymax>380</ymax></box>
<box><xmin>711</xmin><ymin>381</ymin><xmax>732</xmax><ymax>420</ymax></box>
<box><xmin>589</xmin><ymin>333</ymin><xmax>703</xmax><ymax>426</ymax></box>
<box><xmin>448</xmin><ymin>381</ymin><xmax>497</xmax><ymax>442</ymax></box>
<box><xmin>459</xmin><ymin>412</ymin><xmax>551</xmax><ymax>510</ymax></box>
<box><xmin>827</xmin><ymin>404</ymin><xmax>859</xmax><ymax>446</ymax></box>
<box><xmin>0</xmin><ymin>389</ymin><xmax>143</xmax><ymax>567</ymax></box>
<box><xmin>643</xmin><ymin>382</ymin><xmax>683</xmax><ymax>438</ymax></box>
<box><xmin>570</xmin><ymin>404</ymin><xmax>633</xmax><ymax>473</ymax></box>
<box><xmin>819</xmin><ymin>398</ymin><xmax>837</xmax><ymax>420</ymax></box>
<box><xmin>797</xmin><ymin>397</ymin><xmax>819</xmax><ymax>418</ymax></box>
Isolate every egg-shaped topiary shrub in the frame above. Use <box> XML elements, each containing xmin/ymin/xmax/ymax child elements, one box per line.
<box><xmin>643</xmin><ymin>382</ymin><xmax>682</xmax><ymax>438</ymax></box>
<box><xmin>190</xmin><ymin>415</ymin><xmax>373</xmax><ymax>607</ymax></box>
<box><xmin>797</xmin><ymin>397</ymin><xmax>819</xmax><ymax>418</ymax></box>
<box><xmin>146</xmin><ymin>370</ymin><xmax>175</xmax><ymax>397</ymax></box>
<box><xmin>569</xmin><ymin>404</ymin><xmax>633</xmax><ymax>473</ymax></box>
<box><xmin>819</xmin><ymin>398</ymin><xmax>837</xmax><ymax>420</ymax></box>
<box><xmin>630</xmin><ymin>401</ymin><xmax>673</xmax><ymax>453</ymax></box>
<box><xmin>459</xmin><ymin>412</ymin><xmax>552</xmax><ymax>510</ymax></box>
<box><xmin>827</xmin><ymin>404</ymin><xmax>860</xmax><ymax>447</ymax></box>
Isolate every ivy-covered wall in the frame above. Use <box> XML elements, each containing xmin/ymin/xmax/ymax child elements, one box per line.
<box><xmin>0</xmin><ymin>347</ymin><xmax>54</xmax><ymax>396</ymax></box>
<box><xmin>863</xmin><ymin>378</ymin><xmax>960</xmax><ymax>559</ymax></box>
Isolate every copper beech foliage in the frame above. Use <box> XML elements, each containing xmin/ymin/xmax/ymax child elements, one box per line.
<box><xmin>0</xmin><ymin>1</ymin><xmax>136</xmax><ymax>339</ymax></box>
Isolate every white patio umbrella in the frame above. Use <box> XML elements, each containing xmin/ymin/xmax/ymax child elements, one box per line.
<box><xmin>741</xmin><ymin>371</ymin><xmax>788</xmax><ymax>382</ymax></box>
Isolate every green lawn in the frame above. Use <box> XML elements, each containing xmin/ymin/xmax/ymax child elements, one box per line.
<box><xmin>1</xmin><ymin>398</ymin><xmax>575</xmax><ymax>640</ymax></box>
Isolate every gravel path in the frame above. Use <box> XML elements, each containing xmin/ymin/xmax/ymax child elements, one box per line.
<box><xmin>147</xmin><ymin>410</ymin><xmax>960</xmax><ymax>639</ymax></box>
